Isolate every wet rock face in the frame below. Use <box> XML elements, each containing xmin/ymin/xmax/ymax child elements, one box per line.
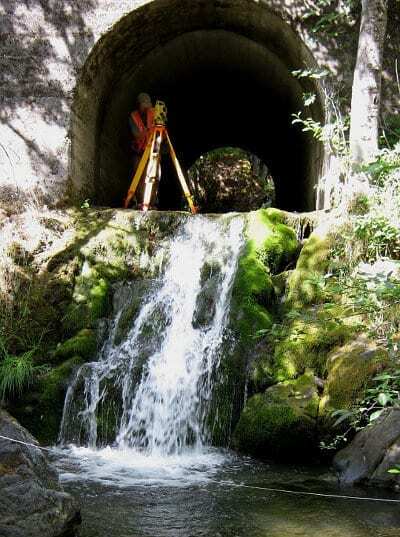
<box><xmin>0</xmin><ymin>410</ymin><xmax>80</xmax><ymax>537</ymax></box>
<box><xmin>334</xmin><ymin>408</ymin><xmax>400</xmax><ymax>489</ymax></box>
<box><xmin>192</xmin><ymin>261</ymin><xmax>222</xmax><ymax>329</ymax></box>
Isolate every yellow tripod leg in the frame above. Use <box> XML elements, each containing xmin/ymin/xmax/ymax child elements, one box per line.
<box><xmin>142</xmin><ymin>128</ymin><xmax>163</xmax><ymax>211</ymax></box>
<box><xmin>124</xmin><ymin>132</ymin><xmax>154</xmax><ymax>208</ymax></box>
<box><xmin>165</xmin><ymin>131</ymin><xmax>197</xmax><ymax>214</ymax></box>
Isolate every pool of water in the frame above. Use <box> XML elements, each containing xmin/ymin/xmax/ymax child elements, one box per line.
<box><xmin>53</xmin><ymin>447</ymin><xmax>400</xmax><ymax>537</ymax></box>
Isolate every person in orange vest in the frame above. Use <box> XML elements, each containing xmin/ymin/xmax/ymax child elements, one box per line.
<box><xmin>128</xmin><ymin>92</ymin><xmax>158</xmax><ymax>209</ymax></box>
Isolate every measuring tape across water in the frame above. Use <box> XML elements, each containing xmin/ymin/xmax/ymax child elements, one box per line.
<box><xmin>1</xmin><ymin>433</ymin><xmax>399</xmax><ymax>504</ymax></box>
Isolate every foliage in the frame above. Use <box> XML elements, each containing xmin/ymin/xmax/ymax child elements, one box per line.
<box><xmin>292</xmin><ymin>68</ymin><xmax>331</xmax><ymax>80</ymax></box>
<box><xmin>380</xmin><ymin>115</ymin><xmax>400</xmax><ymax>149</ymax></box>
<box><xmin>292</xmin><ymin>112</ymin><xmax>324</xmax><ymax>140</ymax></box>
<box><xmin>361</xmin><ymin>145</ymin><xmax>400</xmax><ymax>187</ymax></box>
<box><xmin>322</xmin><ymin>370</ymin><xmax>400</xmax><ymax>451</ymax></box>
<box><xmin>0</xmin><ymin>339</ymin><xmax>46</xmax><ymax>400</ymax></box>
<box><xmin>300</xmin><ymin>0</ymin><xmax>358</xmax><ymax>37</ymax></box>
<box><xmin>291</xmin><ymin>65</ymin><xmax>350</xmax><ymax>165</ymax></box>
<box><xmin>353</xmin><ymin>216</ymin><xmax>400</xmax><ymax>261</ymax></box>
<box><xmin>292</xmin><ymin>111</ymin><xmax>349</xmax><ymax>156</ymax></box>
<box><xmin>347</xmin><ymin>192</ymin><xmax>370</xmax><ymax>215</ymax></box>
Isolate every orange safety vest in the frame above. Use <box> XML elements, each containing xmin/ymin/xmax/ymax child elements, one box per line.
<box><xmin>130</xmin><ymin>108</ymin><xmax>155</xmax><ymax>153</ymax></box>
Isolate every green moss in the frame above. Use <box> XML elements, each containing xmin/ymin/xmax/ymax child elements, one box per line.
<box><xmin>230</xmin><ymin>245</ymin><xmax>274</xmax><ymax>340</ymax></box>
<box><xmin>271</xmin><ymin>270</ymin><xmax>291</xmax><ymax>296</ymax></box>
<box><xmin>256</xmin><ymin>209</ymin><xmax>299</xmax><ymax>274</ymax></box>
<box><xmin>11</xmin><ymin>355</ymin><xmax>84</xmax><ymax>444</ymax></box>
<box><xmin>230</xmin><ymin>209</ymin><xmax>299</xmax><ymax>342</ymax></box>
<box><xmin>320</xmin><ymin>336</ymin><xmax>390</xmax><ymax>412</ymax></box>
<box><xmin>232</xmin><ymin>393</ymin><xmax>317</xmax><ymax>460</ymax></box>
<box><xmin>272</xmin><ymin>311</ymin><xmax>356</xmax><ymax>381</ymax></box>
<box><xmin>287</xmin><ymin>232</ymin><xmax>332</xmax><ymax>308</ymax></box>
<box><xmin>37</xmin><ymin>355</ymin><xmax>84</xmax><ymax>443</ymax></box>
<box><xmin>63</xmin><ymin>268</ymin><xmax>111</xmax><ymax>333</ymax></box>
<box><xmin>54</xmin><ymin>329</ymin><xmax>97</xmax><ymax>361</ymax></box>
<box><xmin>265</xmin><ymin>369</ymin><xmax>320</xmax><ymax>419</ymax></box>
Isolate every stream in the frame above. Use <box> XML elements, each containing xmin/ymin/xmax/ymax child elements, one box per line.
<box><xmin>53</xmin><ymin>446</ymin><xmax>400</xmax><ymax>537</ymax></box>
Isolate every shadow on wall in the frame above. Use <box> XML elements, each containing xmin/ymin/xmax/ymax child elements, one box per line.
<box><xmin>0</xmin><ymin>0</ymin><xmax>97</xmax><ymax>211</ymax></box>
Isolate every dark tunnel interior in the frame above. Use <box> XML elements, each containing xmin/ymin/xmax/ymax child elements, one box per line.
<box><xmin>71</xmin><ymin>1</ymin><xmax>325</xmax><ymax>213</ymax></box>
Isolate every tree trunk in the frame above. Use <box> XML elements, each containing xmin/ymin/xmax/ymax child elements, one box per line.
<box><xmin>349</xmin><ymin>0</ymin><xmax>388</xmax><ymax>165</ymax></box>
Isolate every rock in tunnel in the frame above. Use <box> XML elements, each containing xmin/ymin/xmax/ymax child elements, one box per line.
<box><xmin>70</xmin><ymin>0</ymin><xmax>325</xmax><ymax>212</ymax></box>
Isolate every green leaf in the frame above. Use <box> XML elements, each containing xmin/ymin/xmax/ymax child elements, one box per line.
<box><xmin>377</xmin><ymin>392</ymin><xmax>390</xmax><ymax>406</ymax></box>
<box><xmin>369</xmin><ymin>409</ymin><xmax>384</xmax><ymax>422</ymax></box>
<box><xmin>333</xmin><ymin>411</ymin><xmax>354</xmax><ymax>427</ymax></box>
<box><xmin>303</xmin><ymin>92</ymin><xmax>316</xmax><ymax>106</ymax></box>
<box><xmin>374</xmin><ymin>373</ymin><xmax>396</xmax><ymax>381</ymax></box>
<box><xmin>388</xmin><ymin>468</ymin><xmax>400</xmax><ymax>474</ymax></box>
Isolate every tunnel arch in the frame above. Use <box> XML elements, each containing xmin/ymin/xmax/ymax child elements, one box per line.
<box><xmin>70</xmin><ymin>0</ymin><xmax>325</xmax><ymax>212</ymax></box>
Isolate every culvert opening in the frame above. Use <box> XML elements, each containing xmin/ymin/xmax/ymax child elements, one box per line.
<box><xmin>70</xmin><ymin>0</ymin><xmax>325</xmax><ymax>213</ymax></box>
<box><xmin>186</xmin><ymin>147</ymin><xmax>275</xmax><ymax>213</ymax></box>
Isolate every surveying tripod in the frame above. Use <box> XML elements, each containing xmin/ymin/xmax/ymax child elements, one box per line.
<box><xmin>124</xmin><ymin>101</ymin><xmax>197</xmax><ymax>214</ymax></box>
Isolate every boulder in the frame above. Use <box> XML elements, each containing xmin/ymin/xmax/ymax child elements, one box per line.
<box><xmin>0</xmin><ymin>410</ymin><xmax>80</xmax><ymax>537</ymax></box>
<box><xmin>233</xmin><ymin>370</ymin><xmax>320</xmax><ymax>460</ymax></box>
<box><xmin>54</xmin><ymin>328</ymin><xmax>98</xmax><ymax>361</ymax></box>
<box><xmin>265</xmin><ymin>369</ymin><xmax>321</xmax><ymax>419</ymax></box>
<box><xmin>333</xmin><ymin>408</ymin><xmax>400</xmax><ymax>489</ymax></box>
<box><xmin>320</xmin><ymin>335</ymin><xmax>389</xmax><ymax>412</ymax></box>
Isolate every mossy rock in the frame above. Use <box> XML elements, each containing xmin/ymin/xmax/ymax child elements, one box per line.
<box><xmin>37</xmin><ymin>355</ymin><xmax>84</xmax><ymax>443</ymax></box>
<box><xmin>207</xmin><ymin>341</ymin><xmax>248</xmax><ymax>446</ymax></box>
<box><xmin>254</xmin><ymin>208</ymin><xmax>299</xmax><ymax>274</ymax></box>
<box><xmin>287</xmin><ymin>232</ymin><xmax>332</xmax><ymax>308</ymax></box>
<box><xmin>320</xmin><ymin>335</ymin><xmax>390</xmax><ymax>413</ymax></box>
<box><xmin>113</xmin><ymin>280</ymin><xmax>154</xmax><ymax>345</ymax></box>
<box><xmin>271</xmin><ymin>270</ymin><xmax>291</xmax><ymax>297</ymax></box>
<box><xmin>230</xmin><ymin>240</ymin><xmax>274</xmax><ymax>340</ymax></box>
<box><xmin>11</xmin><ymin>356</ymin><xmax>84</xmax><ymax>444</ymax></box>
<box><xmin>265</xmin><ymin>369</ymin><xmax>320</xmax><ymax>419</ymax></box>
<box><xmin>232</xmin><ymin>393</ymin><xmax>317</xmax><ymax>460</ymax></box>
<box><xmin>95</xmin><ymin>381</ymin><xmax>123</xmax><ymax>445</ymax></box>
<box><xmin>272</xmin><ymin>311</ymin><xmax>356</xmax><ymax>381</ymax></box>
<box><xmin>62</xmin><ymin>265</ymin><xmax>111</xmax><ymax>333</ymax></box>
<box><xmin>192</xmin><ymin>261</ymin><xmax>222</xmax><ymax>329</ymax></box>
<box><xmin>230</xmin><ymin>209</ymin><xmax>299</xmax><ymax>342</ymax></box>
<box><xmin>54</xmin><ymin>329</ymin><xmax>97</xmax><ymax>361</ymax></box>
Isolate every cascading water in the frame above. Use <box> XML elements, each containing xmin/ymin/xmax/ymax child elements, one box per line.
<box><xmin>53</xmin><ymin>215</ymin><xmax>400</xmax><ymax>537</ymax></box>
<box><xmin>59</xmin><ymin>215</ymin><xmax>244</xmax><ymax>457</ymax></box>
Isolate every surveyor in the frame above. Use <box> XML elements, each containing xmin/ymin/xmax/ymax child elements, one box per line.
<box><xmin>128</xmin><ymin>92</ymin><xmax>159</xmax><ymax>208</ymax></box>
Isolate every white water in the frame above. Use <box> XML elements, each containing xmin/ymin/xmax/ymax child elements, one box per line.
<box><xmin>55</xmin><ymin>445</ymin><xmax>231</xmax><ymax>487</ymax></box>
<box><xmin>59</xmin><ymin>215</ymin><xmax>244</xmax><ymax>464</ymax></box>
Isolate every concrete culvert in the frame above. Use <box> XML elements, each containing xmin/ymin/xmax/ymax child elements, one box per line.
<box><xmin>70</xmin><ymin>0</ymin><xmax>325</xmax><ymax>213</ymax></box>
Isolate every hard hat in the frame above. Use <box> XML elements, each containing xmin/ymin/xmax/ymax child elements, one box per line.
<box><xmin>137</xmin><ymin>92</ymin><xmax>152</xmax><ymax>105</ymax></box>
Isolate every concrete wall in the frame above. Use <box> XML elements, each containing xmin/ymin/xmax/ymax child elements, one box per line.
<box><xmin>0</xmin><ymin>0</ymin><xmax>398</xmax><ymax>212</ymax></box>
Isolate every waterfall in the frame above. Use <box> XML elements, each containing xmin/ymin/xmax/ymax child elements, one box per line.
<box><xmin>59</xmin><ymin>215</ymin><xmax>244</xmax><ymax>456</ymax></box>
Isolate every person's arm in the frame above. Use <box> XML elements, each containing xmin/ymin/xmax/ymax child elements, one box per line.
<box><xmin>129</xmin><ymin>116</ymin><xmax>141</xmax><ymax>138</ymax></box>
